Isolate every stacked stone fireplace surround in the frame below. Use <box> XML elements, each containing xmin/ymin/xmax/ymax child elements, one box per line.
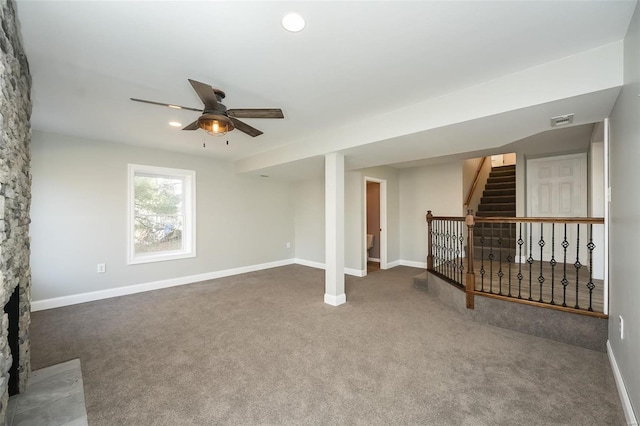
<box><xmin>0</xmin><ymin>0</ymin><xmax>33</xmax><ymax>422</ymax></box>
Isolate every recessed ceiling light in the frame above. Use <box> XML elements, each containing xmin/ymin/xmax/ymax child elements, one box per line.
<box><xmin>282</xmin><ymin>12</ymin><xmax>305</xmax><ymax>32</ymax></box>
<box><xmin>169</xmin><ymin>121</ymin><xmax>182</xmax><ymax>127</ymax></box>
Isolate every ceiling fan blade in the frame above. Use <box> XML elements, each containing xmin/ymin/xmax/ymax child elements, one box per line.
<box><xmin>230</xmin><ymin>117</ymin><xmax>263</xmax><ymax>137</ymax></box>
<box><xmin>130</xmin><ymin>98</ymin><xmax>202</xmax><ymax>112</ymax></box>
<box><xmin>188</xmin><ymin>79</ymin><xmax>219</xmax><ymax>110</ymax></box>
<box><xmin>182</xmin><ymin>120</ymin><xmax>200</xmax><ymax>131</ymax></box>
<box><xmin>227</xmin><ymin>108</ymin><xmax>284</xmax><ymax>119</ymax></box>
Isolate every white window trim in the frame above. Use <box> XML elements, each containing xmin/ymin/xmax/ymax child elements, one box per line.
<box><xmin>127</xmin><ymin>164</ymin><xmax>196</xmax><ymax>265</ymax></box>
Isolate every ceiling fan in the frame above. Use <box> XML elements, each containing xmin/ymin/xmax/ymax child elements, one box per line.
<box><xmin>131</xmin><ymin>79</ymin><xmax>284</xmax><ymax>137</ymax></box>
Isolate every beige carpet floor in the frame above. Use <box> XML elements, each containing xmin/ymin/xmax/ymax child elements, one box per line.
<box><xmin>31</xmin><ymin>265</ymin><xmax>625</xmax><ymax>425</ymax></box>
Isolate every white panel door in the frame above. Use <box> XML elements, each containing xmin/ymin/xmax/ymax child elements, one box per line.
<box><xmin>527</xmin><ymin>153</ymin><xmax>587</xmax><ymax>262</ymax></box>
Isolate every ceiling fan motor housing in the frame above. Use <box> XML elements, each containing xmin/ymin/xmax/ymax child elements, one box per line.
<box><xmin>197</xmin><ymin>113</ymin><xmax>234</xmax><ymax>134</ymax></box>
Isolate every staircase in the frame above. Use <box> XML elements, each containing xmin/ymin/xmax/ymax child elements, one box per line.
<box><xmin>476</xmin><ymin>165</ymin><xmax>516</xmax><ymax>217</ymax></box>
<box><xmin>474</xmin><ymin>165</ymin><xmax>516</xmax><ymax>261</ymax></box>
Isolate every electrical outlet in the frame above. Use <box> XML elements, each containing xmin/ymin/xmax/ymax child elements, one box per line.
<box><xmin>619</xmin><ymin>315</ymin><xmax>624</xmax><ymax>340</ymax></box>
<box><xmin>97</xmin><ymin>263</ymin><xmax>106</xmax><ymax>274</ymax></box>
<box><xmin>286</xmin><ymin>242</ymin><xmax>291</xmax><ymax>249</ymax></box>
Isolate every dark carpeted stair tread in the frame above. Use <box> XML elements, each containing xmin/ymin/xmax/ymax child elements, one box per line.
<box><xmin>477</xmin><ymin>203</ymin><xmax>516</xmax><ymax>211</ymax></box>
<box><xmin>481</xmin><ymin>195</ymin><xmax>516</xmax><ymax>204</ymax></box>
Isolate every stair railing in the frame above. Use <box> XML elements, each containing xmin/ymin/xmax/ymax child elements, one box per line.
<box><xmin>464</xmin><ymin>156</ymin><xmax>488</xmax><ymax>209</ymax></box>
<box><xmin>426</xmin><ymin>210</ymin><xmax>606</xmax><ymax>317</ymax></box>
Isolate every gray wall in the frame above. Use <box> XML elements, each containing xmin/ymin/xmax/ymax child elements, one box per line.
<box><xmin>294</xmin><ymin>177</ymin><xmax>325</xmax><ymax>264</ymax></box>
<box><xmin>399</xmin><ymin>162</ymin><xmax>463</xmax><ymax>265</ymax></box>
<box><xmin>30</xmin><ymin>131</ymin><xmax>295</xmax><ymax>301</ymax></box>
<box><xmin>609</xmin><ymin>1</ymin><xmax>640</xmax><ymax>417</ymax></box>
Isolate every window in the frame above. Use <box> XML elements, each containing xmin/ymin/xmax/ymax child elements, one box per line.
<box><xmin>127</xmin><ymin>164</ymin><xmax>196</xmax><ymax>264</ymax></box>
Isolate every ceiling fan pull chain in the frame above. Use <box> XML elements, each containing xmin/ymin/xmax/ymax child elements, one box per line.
<box><xmin>226</xmin><ymin>140</ymin><xmax>229</xmax><ymax>145</ymax></box>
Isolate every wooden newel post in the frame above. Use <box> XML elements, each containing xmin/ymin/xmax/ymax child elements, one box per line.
<box><xmin>465</xmin><ymin>209</ymin><xmax>475</xmax><ymax>309</ymax></box>
<box><xmin>426</xmin><ymin>211</ymin><xmax>433</xmax><ymax>270</ymax></box>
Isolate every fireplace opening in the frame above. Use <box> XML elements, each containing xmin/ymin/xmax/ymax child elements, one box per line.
<box><xmin>5</xmin><ymin>285</ymin><xmax>20</xmax><ymax>396</ymax></box>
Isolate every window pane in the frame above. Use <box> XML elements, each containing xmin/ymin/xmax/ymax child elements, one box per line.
<box><xmin>134</xmin><ymin>175</ymin><xmax>184</xmax><ymax>255</ymax></box>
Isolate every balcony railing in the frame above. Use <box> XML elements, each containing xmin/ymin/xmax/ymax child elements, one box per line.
<box><xmin>426</xmin><ymin>211</ymin><xmax>606</xmax><ymax>317</ymax></box>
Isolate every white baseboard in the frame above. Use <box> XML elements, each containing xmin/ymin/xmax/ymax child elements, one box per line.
<box><xmin>324</xmin><ymin>293</ymin><xmax>346</xmax><ymax>306</ymax></box>
<box><xmin>33</xmin><ymin>258</ymin><xmax>426</xmax><ymax>311</ymax></box>
<box><xmin>293</xmin><ymin>258</ymin><xmax>325</xmax><ymax>270</ymax></box>
<box><xmin>367</xmin><ymin>257</ymin><xmax>380</xmax><ymax>262</ymax></box>
<box><xmin>31</xmin><ymin>259</ymin><xmax>296</xmax><ymax>312</ymax></box>
<box><xmin>607</xmin><ymin>340</ymin><xmax>638</xmax><ymax>426</ymax></box>
<box><xmin>400</xmin><ymin>260</ymin><xmax>428</xmax><ymax>268</ymax></box>
<box><xmin>345</xmin><ymin>268</ymin><xmax>365</xmax><ymax>277</ymax></box>
<box><xmin>385</xmin><ymin>260</ymin><xmax>401</xmax><ymax>268</ymax></box>
<box><xmin>293</xmin><ymin>259</ymin><xmax>364</xmax><ymax>277</ymax></box>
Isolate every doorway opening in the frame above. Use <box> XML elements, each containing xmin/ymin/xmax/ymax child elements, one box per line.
<box><xmin>364</xmin><ymin>177</ymin><xmax>387</xmax><ymax>274</ymax></box>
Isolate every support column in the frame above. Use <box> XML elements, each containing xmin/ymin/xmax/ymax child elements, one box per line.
<box><xmin>324</xmin><ymin>152</ymin><xmax>346</xmax><ymax>306</ymax></box>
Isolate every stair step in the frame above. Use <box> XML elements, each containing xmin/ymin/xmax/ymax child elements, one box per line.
<box><xmin>493</xmin><ymin>165</ymin><xmax>516</xmax><ymax>172</ymax></box>
<box><xmin>483</xmin><ymin>188</ymin><xmax>515</xmax><ymax>197</ymax></box>
<box><xmin>489</xmin><ymin>169</ymin><xmax>516</xmax><ymax>178</ymax></box>
<box><xmin>485</xmin><ymin>182</ymin><xmax>515</xmax><ymax>190</ymax></box>
<box><xmin>474</xmin><ymin>224</ymin><xmax>517</xmax><ymax>237</ymax></box>
<box><xmin>476</xmin><ymin>210</ymin><xmax>516</xmax><ymax>217</ymax></box>
<box><xmin>477</xmin><ymin>203</ymin><xmax>516</xmax><ymax>212</ymax></box>
<box><xmin>487</xmin><ymin>176</ymin><xmax>516</xmax><ymax>184</ymax></box>
<box><xmin>473</xmin><ymin>235</ymin><xmax>517</xmax><ymax>246</ymax></box>
<box><xmin>481</xmin><ymin>195</ymin><xmax>516</xmax><ymax>204</ymax></box>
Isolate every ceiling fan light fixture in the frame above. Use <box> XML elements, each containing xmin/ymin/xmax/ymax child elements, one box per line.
<box><xmin>198</xmin><ymin>114</ymin><xmax>234</xmax><ymax>136</ymax></box>
<box><xmin>282</xmin><ymin>12</ymin><xmax>305</xmax><ymax>32</ymax></box>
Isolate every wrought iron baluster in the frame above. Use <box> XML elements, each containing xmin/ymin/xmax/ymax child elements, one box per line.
<box><xmin>561</xmin><ymin>224</ymin><xmax>569</xmax><ymax>307</ymax></box>
<box><xmin>447</xmin><ymin>220</ymin><xmax>452</xmax><ymax>280</ymax></box>
<box><xmin>550</xmin><ymin>224</ymin><xmax>557</xmax><ymax>305</ymax></box>
<box><xmin>450</xmin><ymin>220</ymin><xmax>455</xmax><ymax>281</ymax></box>
<box><xmin>480</xmin><ymin>223</ymin><xmax>485</xmax><ymax>292</ymax></box>
<box><xmin>586</xmin><ymin>224</ymin><xmax>596</xmax><ymax>312</ymax></box>
<box><xmin>438</xmin><ymin>221</ymin><xmax>442</xmax><ymax>274</ymax></box>
<box><xmin>507</xmin><ymin>223</ymin><xmax>513</xmax><ymax>297</ymax></box>
<box><xmin>574</xmin><ymin>224</ymin><xmax>582</xmax><ymax>309</ymax></box>
<box><xmin>433</xmin><ymin>220</ymin><xmax>440</xmax><ymax>272</ymax></box>
<box><xmin>527</xmin><ymin>223</ymin><xmax>534</xmax><ymax>301</ymax></box>
<box><xmin>459</xmin><ymin>221</ymin><xmax>465</xmax><ymax>285</ymax></box>
<box><xmin>538</xmin><ymin>223</ymin><xmax>545</xmax><ymax>302</ymax></box>
<box><xmin>517</xmin><ymin>223</ymin><xmax>524</xmax><ymax>299</ymax></box>
<box><xmin>489</xmin><ymin>223</ymin><xmax>494</xmax><ymax>293</ymax></box>
<box><xmin>498</xmin><ymin>225</ymin><xmax>504</xmax><ymax>295</ymax></box>
<box><xmin>438</xmin><ymin>221</ymin><xmax>442</xmax><ymax>275</ymax></box>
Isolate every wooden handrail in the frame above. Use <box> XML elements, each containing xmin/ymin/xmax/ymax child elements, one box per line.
<box><xmin>427</xmin><ymin>215</ymin><xmax>604</xmax><ymax>224</ymax></box>
<box><xmin>464</xmin><ymin>156</ymin><xmax>488</xmax><ymax>208</ymax></box>
<box><xmin>475</xmin><ymin>216</ymin><xmax>604</xmax><ymax>224</ymax></box>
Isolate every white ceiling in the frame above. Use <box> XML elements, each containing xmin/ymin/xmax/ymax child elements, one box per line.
<box><xmin>15</xmin><ymin>1</ymin><xmax>637</xmax><ymax>179</ymax></box>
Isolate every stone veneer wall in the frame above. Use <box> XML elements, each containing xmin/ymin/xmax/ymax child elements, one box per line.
<box><xmin>0</xmin><ymin>0</ymin><xmax>32</xmax><ymax>422</ymax></box>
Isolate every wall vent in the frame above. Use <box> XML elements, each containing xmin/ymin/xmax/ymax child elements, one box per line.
<box><xmin>550</xmin><ymin>113</ymin><xmax>574</xmax><ymax>127</ymax></box>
